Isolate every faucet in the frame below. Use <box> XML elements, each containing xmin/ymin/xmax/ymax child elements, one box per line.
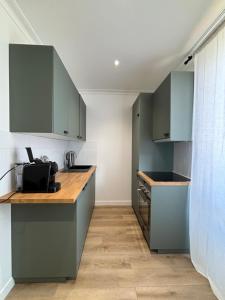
<box><xmin>65</xmin><ymin>151</ymin><xmax>77</xmax><ymax>169</ymax></box>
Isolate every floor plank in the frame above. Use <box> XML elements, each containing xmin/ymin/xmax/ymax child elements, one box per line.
<box><xmin>136</xmin><ymin>286</ymin><xmax>217</xmax><ymax>299</ymax></box>
<box><xmin>6</xmin><ymin>206</ymin><xmax>216</xmax><ymax>300</ymax></box>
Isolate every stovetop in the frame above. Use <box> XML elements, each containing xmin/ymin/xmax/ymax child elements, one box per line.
<box><xmin>143</xmin><ymin>171</ymin><xmax>190</xmax><ymax>182</ymax></box>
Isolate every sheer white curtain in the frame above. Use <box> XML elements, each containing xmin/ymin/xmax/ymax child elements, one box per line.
<box><xmin>190</xmin><ymin>25</ymin><xmax>225</xmax><ymax>300</ymax></box>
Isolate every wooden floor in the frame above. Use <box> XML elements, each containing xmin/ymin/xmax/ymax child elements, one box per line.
<box><xmin>7</xmin><ymin>206</ymin><xmax>216</xmax><ymax>300</ymax></box>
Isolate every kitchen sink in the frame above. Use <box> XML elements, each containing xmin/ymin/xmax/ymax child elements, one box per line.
<box><xmin>63</xmin><ymin>165</ymin><xmax>92</xmax><ymax>173</ymax></box>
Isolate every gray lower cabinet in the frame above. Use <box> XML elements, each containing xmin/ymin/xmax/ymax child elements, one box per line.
<box><xmin>9</xmin><ymin>44</ymin><xmax>84</xmax><ymax>140</ymax></box>
<box><xmin>11</xmin><ymin>173</ymin><xmax>95</xmax><ymax>283</ymax></box>
<box><xmin>152</xmin><ymin>71</ymin><xmax>194</xmax><ymax>142</ymax></box>
<box><xmin>149</xmin><ymin>185</ymin><xmax>189</xmax><ymax>252</ymax></box>
<box><xmin>132</xmin><ymin>94</ymin><xmax>174</xmax><ymax>218</ymax></box>
<box><xmin>152</xmin><ymin>75</ymin><xmax>170</xmax><ymax>140</ymax></box>
<box><xmin>76</xmin><ymin>173</ymin><xmax>95</xmax><ymax>271</ymax></box>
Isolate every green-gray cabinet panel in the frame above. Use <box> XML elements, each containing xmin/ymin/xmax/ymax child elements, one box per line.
<box><xmin>9</xmin><ymin>44</ymin><xmax>53</xmax><ymax>133</ymax></box>
<box><xmin>152</xmin><ymin>71</ymin><xmax>194</xmax><ymax>142</ymax></box>
<box><xmin>131</xmin><ymin>93</ymin><xmax>174</xmax><ymax>225</ymax></box>
<box><xmin>79</xmin><ymin>95</ymin><xmax>86</xmax><ymax>141</ymax></box>
<box><xmin>132</xmin><ymin>93</ymin><xmax>174</xmax><ymax>221</ymax></box>
<box><xmin>152</xmin><ymin>75</ymin><xmax>171</xmax><ymax>140</ymax></box>
<box><xmin>53</xmin><ymin>50</ymin><xmax>70</xmax><ymax>135</ymax></box>
<box><xmin>150</xmin><ymin>185</ymin><xmax>189</xmax><ymax>251</ymax></box>
<box><xmin>86</xmin><ymin>173</ymin><xmax>95</xmax><ymax>217</ymax></box>
<box><xmin>76</xmin><ymin>174</ymin><xmax>95</xmax><ymax>271</ymax></box>
<box><xmin>9</xmin><ymin>44</ymin><xmax>80</xmax><ymax>139</ymax></box>
<box><xmin>12</xmin><ymin>204</ymin><xmax>77</xmax><ymax>281</ymax></box>
<box><xmin>131</xmin><ymin>98</ymin><xmax>140</xmax><ymax>215</ymax></box>
<box><xmin>138</xmin><ymin>94</ymin><xmax>174</xmax><ymax>171</ymax></box>
<box><xmin>67</xmin><ymin>84</ymin><xmax>80</xmax><ymax>139</ymax></box>
<box><xmin>170</xmin><ymin>72</ymin><xmax>193</xmax><ymax>141</ymax></box>
<box><xmin>11</xmin><ymin>172</ymin><xmax>96</xmax><ymax>282</ymax></box>
<box><xmin>53</xmin><ymin>49</ymin><xmax>80</xmax><ymax>138</ymax></box>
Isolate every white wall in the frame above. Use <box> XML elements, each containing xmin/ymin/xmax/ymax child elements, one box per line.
<box><xmin>70</xmin><ymin>92</ymin><xmax>137</xmax><ymax>205</ymax></box>
<box><xmin>0</xmin><ymin>2</ymin><xmax>71</xmax><ymax>299</ymax></box>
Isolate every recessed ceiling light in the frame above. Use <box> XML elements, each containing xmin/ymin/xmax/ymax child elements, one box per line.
<box><xmin>114</xmin><ymin>59</ymin><xmax>120</xmax><ymax>67</ymax></box>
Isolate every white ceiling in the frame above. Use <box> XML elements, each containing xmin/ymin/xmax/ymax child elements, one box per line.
<box><xmin>14</xmin><ymin>0</ymin><xmax>216</xmax><ymax>91</ymax></box>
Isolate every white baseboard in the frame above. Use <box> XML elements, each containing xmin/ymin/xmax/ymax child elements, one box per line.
<box><xmin>0</xmin><ymin>277</ymin><xmax>14</xmax><ymax>300</ymax></box>
<box><xmin>95</xmin><ymin>201</ymin><xmax>131</xmax><ymax>206</ymax></box>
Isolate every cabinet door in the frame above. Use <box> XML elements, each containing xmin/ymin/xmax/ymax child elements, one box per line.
<box><xmin>90</xmin><ymin>173</ymin><xmax>96</xmax><ymax>210</ymax></box>
<box><xmin>68</xmin><ymin>84</ymin><xmax>80</xmax><ymax>139</ymax></box>
<box><xmin>76</xmin><ymin>185</ymin><xmax>89</xmax><ymax>272</ymax></box>
<box><xmin>12</xmin><ymin>204</ymin><xmax>77</xmax><ymax>280</ymax></box>
<box><xmin>152</xmin><ymin>74</ymin><xmax>171</xmax><ymax>140</ymax></box>
<box><xmin>53</xmin><ymin>50</ymin><xmax>80</xmax><ymax>138</ymax></box>
<box><xmin>53</xmin><ymin>50</ymin><xmax>70</xmax><ymax>136</ymax></box>
<box><xmin>75</xmin><ymin>173</ymin><xmax>95</xmax><ymax>272</ymax></box>
<box><xmin>79</xmin><ymin>95</ymin><xmax>86</xmax><ymax>141</ymax></box>
<box><xmin>132</xmin><ymin>99</ymin><xmax>140</xmax><ymax>215</ymax></box>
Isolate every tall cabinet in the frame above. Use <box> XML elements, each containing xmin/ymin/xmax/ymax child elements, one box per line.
<box><xmin>132</xmin><ymin>94</ymin><xmax>174</xmax><ymax>217</ymax></box>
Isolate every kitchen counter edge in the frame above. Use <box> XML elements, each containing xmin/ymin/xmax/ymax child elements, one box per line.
<box><xmin>138</xmin><ymin>171</ymin><xmax>190</xmax><ymax>187</ymax></box>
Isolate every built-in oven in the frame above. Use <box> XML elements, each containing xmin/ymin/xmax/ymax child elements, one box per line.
<box><xmin>137</xmin><ymin>177</ymin><xmax>151</xmax><ymax>245</ymax></box>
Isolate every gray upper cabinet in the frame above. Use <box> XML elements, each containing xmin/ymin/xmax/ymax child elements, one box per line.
<box><xmin>53</xmin><ymin>50</ymin><xmax>80</xmax><ymax>138</ymax></box>
<box><xmin>152</xmin><ymin>71</ymin><xmax>194</xmax><ymax>142</ymax></box>
<box><xmin>9</xmin><ymin>44</ymin><xmax>83</xmax><ymax>140</ymax></box>
<box><xmin>78</xmin><ymin>95</ymin><xmax>86</xmax><ymax>141</ymax></box>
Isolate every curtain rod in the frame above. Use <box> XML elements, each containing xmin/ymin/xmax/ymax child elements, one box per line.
<box><xmin>184</xmin><ymin>8</ymin><xmax>225</xmax><ymax>65</ymax></box>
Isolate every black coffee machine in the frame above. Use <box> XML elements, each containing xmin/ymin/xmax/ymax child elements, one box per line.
<box><xmin>22</xmin><ymin>147</ymin><xmax>61</xmax><ymax>193</ymax></box>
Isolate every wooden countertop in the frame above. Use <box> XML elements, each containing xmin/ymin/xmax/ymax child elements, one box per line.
<box><xmin>138</xmin><ymin>171</ymin><xmax>190</xmax><ymax>187</ymax></box>
<box><xmin>0</xmin><ymin>166</ymin><xmax>96</xmax><ymax>204</ymax></box>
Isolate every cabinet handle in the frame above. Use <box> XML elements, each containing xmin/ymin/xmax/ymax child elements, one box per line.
<box><xmin>164</xmin><ymin>133</ymin><xmax>169</xmax><ymax>138</ymax></box>
<box><xmin>64</xmin><ymin>130</ymin><xmax>69</xmax><ymax>135</ymax></box>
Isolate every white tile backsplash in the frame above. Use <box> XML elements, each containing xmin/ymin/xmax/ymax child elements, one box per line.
<box><xmin>0</xmin><ymin>131</ymin><xmax>76</xmax><ymax>196</ymax></box>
